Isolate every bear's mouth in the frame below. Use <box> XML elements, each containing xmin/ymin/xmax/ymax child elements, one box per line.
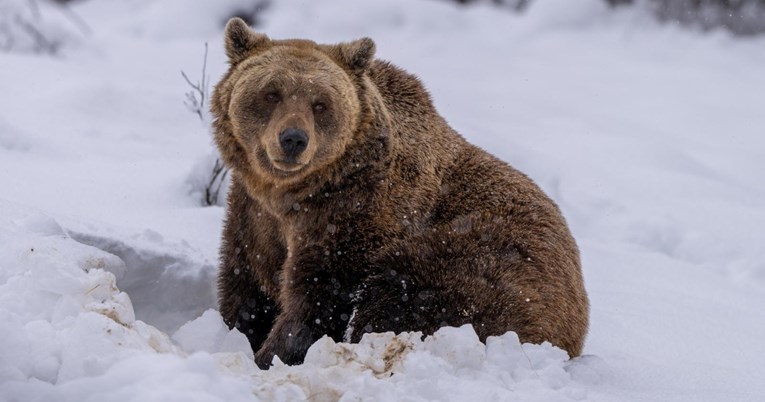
<box><xmin>272</xmin><ymin>159</ymin><xmax>306</xmax><ymax>172</ymax></box>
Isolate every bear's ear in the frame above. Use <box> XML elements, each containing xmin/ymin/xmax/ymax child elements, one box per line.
<box><xmin>330</xmin><ymin>37</ymin><xmax>376</xmax><ymax>72</ymax></box>
<box><xmin>224</xmin><ymin>17</ymin><xmax>270</xmax><ymax>64</ymax></box>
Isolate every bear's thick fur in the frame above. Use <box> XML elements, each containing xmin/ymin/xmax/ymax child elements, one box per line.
<box><xmin>212</xmin><ymin>18</ymin><xmax>588</xmax><ymax>368</ymax></box>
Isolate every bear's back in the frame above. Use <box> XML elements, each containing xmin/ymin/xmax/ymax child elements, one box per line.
<box><xmin>368</xmin><ymin>61</ymin><xmax>447</xmax><ymax>132</ymax></box>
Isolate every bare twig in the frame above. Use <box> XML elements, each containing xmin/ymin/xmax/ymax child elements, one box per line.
<box><xmin>205</xmin><ymin>159</ymin><xmax>230</xmax><ymax>206</ymax></box>
<box><xmin>181</xmin><ymin>42</ymin><xmax>209</xmax><ymax>122</ymax></box>
<box><xmin>182</xmin><ymin>42</ymin><xmax>229</xmax><ymax>206</ymax></box>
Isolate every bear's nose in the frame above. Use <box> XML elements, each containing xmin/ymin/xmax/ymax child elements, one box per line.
<box><xmin>279</xmin><ymin>128</ymin><xmax>309</xmax><ymax>159</ymax></box>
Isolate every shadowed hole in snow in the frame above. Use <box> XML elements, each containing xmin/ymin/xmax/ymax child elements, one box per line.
<box><xmin>69</xmin><ymin>231</ymin><xmax>217</xmax><ymax>334</ymax></box>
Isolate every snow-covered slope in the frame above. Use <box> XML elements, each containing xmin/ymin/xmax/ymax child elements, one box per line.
<box><xmin>1</xmin><ymin>0</ymin><xmax>764</xmax><ymax>400</ymax></box>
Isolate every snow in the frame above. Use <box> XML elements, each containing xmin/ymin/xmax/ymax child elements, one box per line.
<box><xmin>1</xmin><ymin>0</ymin><xmax>765</xmax><ymax>400</ymax></box>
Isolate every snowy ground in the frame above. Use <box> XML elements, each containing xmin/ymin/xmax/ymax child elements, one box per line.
<box><xmin>1</xmin><ymin>0</ymin><xmax>765</xmax><ymax>400</ymax></box>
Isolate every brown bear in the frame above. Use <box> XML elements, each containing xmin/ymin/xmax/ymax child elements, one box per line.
<box><xmin>211</xmin><ymin>18</ymin><xmax>589</xmax><ymax>369</ymax></box>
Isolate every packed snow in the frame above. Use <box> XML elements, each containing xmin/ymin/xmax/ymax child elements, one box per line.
<box><xmin>1</xmin><ymin>0</ymin><xmax>765</xmax><ymax>400</ymax></box>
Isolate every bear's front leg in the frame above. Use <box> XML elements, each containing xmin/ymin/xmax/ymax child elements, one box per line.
<box><xmin>253</xmin><ymin>312</ymin><xmax>317</xmax><ymax>368</ymax></box>
<box><xmin>218</xmin><ymin>180</ymin><xmax>286</xmax><ymax>354</ymax></box>
<box><xmin>253</xmin><ymin>243</ymin><xmax>356</xmax><ymax>368</ymax></box>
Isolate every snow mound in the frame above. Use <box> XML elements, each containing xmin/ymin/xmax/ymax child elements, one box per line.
<box><xmin>253</xmin><ymin>326</ymin><xmax>601</xmax><ymax>402</ymax></box>
<box><xmin>172</xmin><ymin>309</ymin><xmax>253</xmax><ymax>359</ymax></box>
<box><xmin>0</xmin><ymin>206</ymin><xmax>178</xmax><ymax>385</ymax></box>
<box><xmin>0</xmin><ymin>204</ymin><xmax>603</xmax><ymax>401</ymax></box>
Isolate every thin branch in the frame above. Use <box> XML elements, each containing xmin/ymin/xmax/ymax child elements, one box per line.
<box><xmin>182</xmin><ymin>42</ymin><xmax>229</xmax><ymax>206</ymax></box>
<box><xmin>205</xmin><ymin>158</ymin><xmax>229</xmax><ymax>206</ymax></box>
<box><xmin>180</xmin><ymin>42</ymin><xmax>209</xmax><ymax>122</ymax></box>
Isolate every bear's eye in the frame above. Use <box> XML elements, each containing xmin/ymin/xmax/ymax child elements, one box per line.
<box><xmin>312</xmin><ymin>102</ymin><xmax>326</xmax><ymax>114</ymax></box>
<box><xmin>264</xmin><ymin>92</ymin><xmax>280</xmax><ymax>103</ymax></box>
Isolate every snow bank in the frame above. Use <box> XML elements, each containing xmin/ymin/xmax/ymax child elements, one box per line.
<box><xmin>0</xmin><ymin>205</ymin><xmax>604</xmax><ymax>401</ymax></box>
<box><xmin>0</xmin><ymin>207</ymin><xmax>173</xmax><ymax>383</ymax></box>
<box><xmin>255</xmin><ymin>327</ymin><xmax>604</xmax><ymax>402</ymax></box>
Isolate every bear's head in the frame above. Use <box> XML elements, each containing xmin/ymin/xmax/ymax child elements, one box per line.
<box><xmin>211</xmin><ymin>18</ymin><xmax>377</xmax><ymax>188</ymax></box>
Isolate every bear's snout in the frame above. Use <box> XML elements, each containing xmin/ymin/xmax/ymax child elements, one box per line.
<box><xmin>279</xmin><ymin>128</ymin><xmax>309</xmax><ymax>160</ymax></box>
